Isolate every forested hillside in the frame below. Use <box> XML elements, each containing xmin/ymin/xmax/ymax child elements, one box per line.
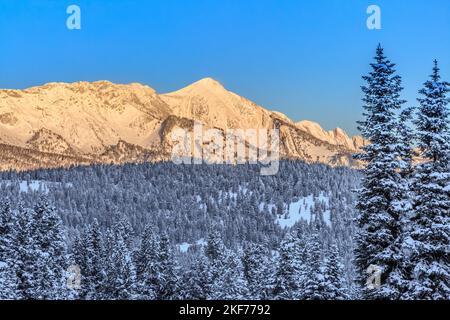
<box><xmin>0</xmin><ymin>161</ymin><xmax>360</xmax><ymax>299</ymax></box>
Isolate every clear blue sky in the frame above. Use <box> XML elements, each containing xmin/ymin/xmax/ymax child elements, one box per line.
<box><xmin>0</xmin><ymin>0</ymin><xmax>449</xmax><ymax>135</ymax></box>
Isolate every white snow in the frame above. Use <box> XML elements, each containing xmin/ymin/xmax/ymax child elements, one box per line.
<box><xmin>0</xmin><ymin>180</ymin><xmax>73</xmax><ymax>194</ymax></box>
<box><xmin>178</xmin><ymin>238</ymin><xmax>207</xmax><ymax>253</ymax></box>
<box><xmin>276</xmin><ymin>193</ymin><xmax>331</xmax><ymax>228</ymax></box>
<box><xmin>179</xmin><ymin>243</ymin><xmax>191</xmax><ymax>253</ymax></box>
<box><xmin>196</xmin><ymin>238</ymin><xmax>207</xmax><ymax>246</ymax></box>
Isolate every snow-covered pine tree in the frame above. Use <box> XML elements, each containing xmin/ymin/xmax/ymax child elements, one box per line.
<box><xmin>135</xmin><ymin>224</ymin><xmax>158</xmax><ymax>299</ymax></box>
<box><xmin>83</xmin><ymin>219</ymin><xmax>105</xmax><ymax>300</ymax></box>
<box><xmin>405</xmin><ymin>60</ymin><xmax>450</xmax><ymax>300</ymax></box>
<box><xmin>273</xmin><ymin>230</ymin><xmax>305</xmax><ymax>300</ymax></box>
<box><xmin>10</xmin><ymin>204</ymin><xmax>35</xmax><ymax>299</ymax></box>
<box><xmin>101</xmin><ymin>213</ymin><xmax>137</xmax><ymax>300</ymax></box>
<box><xmin>178</xmin><ymin>253</ymin><xmax>212</xmax><ymax>300</ymax></box>
<box><xmin>0</xmin><ymin>259</ymin><xmax>17</xmax><ymax>299</ymax></box>
<box><xmin>31</xmin><ymin>197</ymin><xmax>68</xmax><ymax>299</ymax></box>
<box><xmin>389</xmin><ymin>105</ymin><xmax>417</xmax><ymax>297</ymax></box>
<box><xmin>72</xmin><ymin>233</ymin><xmax>86</xmax><ymax>278</ymax></box>
<box><xmin>203</xmin><ymin>228</ymin><xmax>249</xmax><ymax>299</ymax></box>
<box><xmin>205</xmin><ymin>228</ymin><xmax>226</xmax><ymax>262</ymax></box>
<box><xmin>323</xmin><ymin>243</ymin><xmax>349</xmax><ymax>300</ymax></box>
<box><xmin>0</xmin><ymin>200</ymin><xmax>18</xmax><ymax>299</ymax></box>
<box><xmin>112</xmin><ymin>210</ymin><xmax>134</xmax><ymax>248</ymax></box>
<box><xmin>157</xmin><ymin>233</ymin><xmax>178</xmax><ymax>300</ymax></box>
<box><xmin>396</xmin><ymin>107</ymin><xmax>416</xmax><ymax>178</ymax></box>
<box><xmin>68</xmin><ymin>232</ymin><xmax>86</xmax><ymax>300</ymax></box>
<box><xmin>209</xmin><ymin>249</ymin><xmax>249</xmax><ymax>300</ymax></box>
<box><xmin>355</xmin><ymin>44</ymin><xmax>407</xmax><ymax>299</ymax></box>
<box><xmin>242</xmin><ymin>242</ymin><xmax>274</xmax><ymax>299</ymax></box>
<box><xmin>105</xmin><ymin>229</ymin><xmax>137</xmax><ymax>300</ymax></box>
<box><xmin>303</xmin><ymin>229</ymin><xmax>325</xmax><ymax>300</ymax></box>
<box><xmin>101</xmin><ymin>228</ymin><xmax>114</xmax><ymax>299</ymax></box>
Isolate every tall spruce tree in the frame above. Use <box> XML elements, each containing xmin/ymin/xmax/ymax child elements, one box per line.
<box><xmin>303</xmin><ymin>230</ymin><xmax>325</xmax><ymax>300</ymax></box>
<box><xmin>82</xmin><ymin>219</ymin><xmax>105</xmax><ymax>300</ymax></box>
<box><xmin>105</xmin><ymin>229</ymin><xmax>136</xmax><ymax>300</ymax></box>
<box><xmin>273</xmin><ymin>230</ymin><xmax>306</xmax><ymax>300</ymax></box>
<box><xmin>102</xmin><ymin>213</ymin><xmax>137</xmax><ymax>299</ymax></box>
<box><xmin>242</xmin><ymin>242</ymin><xmax>274</xmax><ymax>299</ymax></box>
<box><xmin>209</xmin><ymin>250</ymin><xmax>249</xmax><ymax>300</ymax></box>
<box><xmin>31</xmin><ymin>198</ymin><xmax>68</xmax><ymax>299</ymax></box>
<box><xmin>11</xmin><ymin>205</ymin><xmax>35</xmax><ymax>299</ymax></box>
<box><xmin>388</xmin><ymin>105</ymin><xmax>417</xmax><ymax>297</ymax></box>
<box><xmin>355</xmin><ymin>44</ymin><xmax>407</xmax><ymax>299</ymax></box>
<box><xmin>323</xmin><ymin>243</ymin><xmax>349</xmax><ymax>300</ymax></box>
<box><xmin>178</xmin><ymin>253</ymin><xmax>212</xmax><ymax>300</ymax></box>
<box><xmin>135</xmin><ymin>224</ymin><xmax>159</xmax><ymax>299</ymax></box>
<box><xmin>205</xmin><ymin>228</ymin><xmax>226</xmax><ymax>262</ymax></box>
<box><xmin>157</xmin><ymin>233</ymin><xmax>178</xmax><ymax>299</ymax></box>
<box><xmin>0</xmin><ymin>200</ymin><xmax>18</xmax><ymax>299</ymax></box>
<box><xmin>405</xmin><ymin>61</ymin><xmax>450</xmax><ymax>299</ymax></box>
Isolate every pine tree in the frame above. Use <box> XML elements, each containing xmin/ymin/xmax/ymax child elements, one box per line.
<box><xmin>0</xmin><ymin>200</ymin><xmax>18</xmax><ymax>299</ymax></box>
<box><xmin>112</xmin><ymin>210</ymin><xmax>134</xmax><ymax>248</ymax></box>
<box><xmin>209</xmin><ymin>250</ymin><xmax>249</xmax><ymax>300</ymax></box>
<box><xmin>82</xmin><ymin>219</ymin><xmax>105</xmax><ymax>300</ymax></box>
<box><xmin>31</xmin><ymin>198</ymin><xmax>68</xmax><ymax>299</ymax></box>
<box><xmin>273</xmin><ymin>230</ymin><xmax>306</xmax><ymax>300</ymax></box>
<box><xmin>205</xmin><ymin>228</ymin><xmax>226</xmax><ymax>262</ymax></box>
<box><xmin>11</xmin><ymin>205</ymin><xmax>35</xmax><ymax>299</ymax></box>
<box><xmin>303</xmin><ymin>230</ymin><xmax>325</xmax><ymax>300</ymax></box>
<box><xmin>355</xmin><ymin>44</ymin><xmax>407</xmax><ymax>299</ymax></box>
<box><xmin>69</xmin><ymin>232</ymin><xmax>86</xmax><ymax>299</ymax></box>
<box><xmin>157</xmin><ymin>233</ymin><xmax>178</xmax><ymax>299</ymax></box>
<box><xmin>178</xmin><ymin>253</ymin><xmax>212</xmax><ymax>300</ymax></box>
<box><xmin>242</xmin><ymin>242</ymin><xmax>274</xmax><ymax>299</ymax></box>
<box><xmin>204</xmin><ymin>228</ymin><xmax>249</xmax><ymax>299</ymax></box>
<box><xmin>405</xmin><ymin>60</ymin><xmax>450</xmax><ymax>299</ymax></box>
<box><xmin>0</xmin><ymin>259</ymin><xmax>17</xmax><ymax>299</ymax></box>
<box><xmin>323</xmin><ymin>243</ymin><xmax>349</xmax><ymax>300</ymax></box>
<box><xmin>396</xmin><ymin>107</ymin><xmax>416</xmax><ymax>177</ymax></box>
<box><xmin>104</xmin><ymin>229</ymin><xmax>137</xmax><ymax>300</ymax></box>
<box><xmin>389</xmin><ymin>106</ymin><xmax>416</xmax><ymax>297</ymax></box>
<box><xmin>135</xmin><ymin>224</ymin><xmax>158</xmax><ymax>299</ymax></box>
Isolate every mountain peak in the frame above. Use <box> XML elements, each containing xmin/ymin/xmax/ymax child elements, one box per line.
<box><xmin>193</xmin><ymin>77</ymin><xmax>223</xmax><ymax>87</ymax></box>
<box><xmin>164</xmin><ymin>77</ymin><xmax>227</xmax><ymax>98</ymax></box>
<box><xmin>179</xmin><ymin>77</ymin><xmax>226</xmax><ymax>93</ymax></box>
<box><xmin>332</xmin><ymin>127</ymin><xmax>347</xmax><ymax>137</ymax></box>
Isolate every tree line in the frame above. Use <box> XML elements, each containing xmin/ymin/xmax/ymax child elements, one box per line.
<box><xmin>0</xmin><ymin>198</ymin><xmax>351</xmax><ymax>299</ymax></box>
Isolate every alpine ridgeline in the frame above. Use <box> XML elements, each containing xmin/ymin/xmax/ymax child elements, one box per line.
<box><xmin>0</xmin><ymin>78</ymin><xmax>366</xmax><ymax>171</ymax></box>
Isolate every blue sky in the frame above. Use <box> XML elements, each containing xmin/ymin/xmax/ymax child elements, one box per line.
<box><xmin>0</xmin><ymin>0</ymin><xmax>449</xmax><ymax>135</ymax></box>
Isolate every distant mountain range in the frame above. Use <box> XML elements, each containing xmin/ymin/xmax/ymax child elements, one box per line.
<box><xmin>0</xmin><ymin>78</ymin><xmax>366</xmax><ymax>171</ymax></box>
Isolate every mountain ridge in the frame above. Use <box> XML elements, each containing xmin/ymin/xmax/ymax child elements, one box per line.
<box><xmin>0</xmin><ymin>78</ymin><xmax>365</xmax><ymax>171</ymax></box>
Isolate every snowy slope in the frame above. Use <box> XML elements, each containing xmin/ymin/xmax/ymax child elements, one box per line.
<box><xmin>276</xmin><ymin>193</ymin><xmax>331</xmax><ymax>228</ymax></box>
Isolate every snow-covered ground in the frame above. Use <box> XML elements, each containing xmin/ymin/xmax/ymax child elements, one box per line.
<box><xmin>0</xmin><ymin>180</ymin><xmax>73</xmax><ymax>194</ymax></box>
<box><xmin>178</xmin><ymin>192</ymin><xmax>332</xmax><ymax>252</ymax></box>
<box><xmin>178</xmin><ymin>238</ymin><xmax>207</xmax><ymax>253</ymax></box>
<box><xmin>276</xmin><ymin>193</ymin><xmax>331</xmax><ymax>228</ymax></box>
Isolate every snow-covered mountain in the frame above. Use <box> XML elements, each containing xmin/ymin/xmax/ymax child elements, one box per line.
<box><xmin>296</xmin><ymin>120</ymin><xmax>367</xmax><ymax>151</ymax></box>
<box><xmin>0</xmin><ymin>78</ymin><xmax>365</xmax><ymax>171</ymax></box>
